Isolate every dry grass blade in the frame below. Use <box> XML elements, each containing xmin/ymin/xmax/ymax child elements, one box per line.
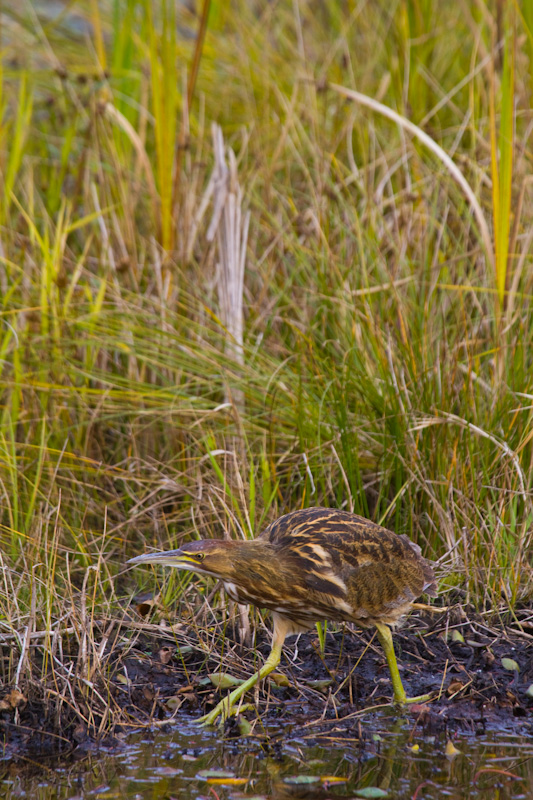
<box><xmin>329</xmin><ymin>83</ymin><xmax>494</xmax><ymax>272</ymax></box>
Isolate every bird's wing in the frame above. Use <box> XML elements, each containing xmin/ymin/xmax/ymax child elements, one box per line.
<box><xmin>259</xmin><ymin>508</ymin><xmax>436</xmax><ymax>624</ymax></box>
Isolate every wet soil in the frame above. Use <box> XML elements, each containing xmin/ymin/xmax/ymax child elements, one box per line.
<box><xmin>1</xmin><ymin>609</ymin><xmax>532</xmax><ymax>762</ymax></box>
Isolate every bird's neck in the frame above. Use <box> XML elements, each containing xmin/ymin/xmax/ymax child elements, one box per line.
<box><xmin>225</xmin><ymin>537</ymin><xmax>277</xmax><ymax>576</ymax></box>
<box><xmin>222</xmin><ymin>538</ymin><xmax>288</xmax><ymax>607</ymax></box>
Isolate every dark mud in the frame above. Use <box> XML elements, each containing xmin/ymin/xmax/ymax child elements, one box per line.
<box><xmin>119</xmin><ymin>613</ymin><xmax>533</xmax><ymax>739</ymax></box>
<box><xmin>1</xmin><ymin>607</ymin><xmax>531</xmax><ymax>763</ymax></box>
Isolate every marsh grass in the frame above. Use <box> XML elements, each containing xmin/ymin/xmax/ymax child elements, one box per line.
<box><xmin>0</xmin><ymin>0</ymin><xmax>532</xmax><ymax>743</ymax></box>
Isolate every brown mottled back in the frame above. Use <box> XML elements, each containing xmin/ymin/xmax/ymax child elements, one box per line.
<box><xmin>234</xmin><ymin>507</ymin><xmax>438</xmax><ymax>629</ymax></box>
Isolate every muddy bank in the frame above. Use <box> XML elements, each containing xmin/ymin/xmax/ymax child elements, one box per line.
<box><xmin>1</xmin><ymin>608</ymin><xmax>532</xmax><ymax>761</ymax></box>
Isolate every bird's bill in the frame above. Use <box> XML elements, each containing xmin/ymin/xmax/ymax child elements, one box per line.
<box><xmin>126</xmin><ymin>549</ymin><xmax>199</xmax><ymax>569</ymax></box>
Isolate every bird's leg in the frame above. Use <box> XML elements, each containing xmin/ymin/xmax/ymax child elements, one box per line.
<box><xmin>198</xmin><ymin>616</ymin><xmax>289</xmax><ymax>726</ymax></box>
<box><xmin>374</xmin><ymin>622</ymin><xmax>432</xmax><ymax>705</ymax></box>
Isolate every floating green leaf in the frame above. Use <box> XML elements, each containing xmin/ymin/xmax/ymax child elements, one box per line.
<box><xmin>445</xmin><ymin>740</ymin><xmax>461</xmax><ymax>757</ymax></box>
<box><xmin>165</xmin><ymin>696</ymin><xmax>183</xmax><ymax>712</ymax></box>
<box><xmin>283</xmin><ymin>776</ymin><xmax>320</xmax><ymax>785</ymax></box>
<box><xmin>237</xmin><ymin>717</ymin><xmax>252</xmax><ymax>736</ymax></box>
<box><xmin>197</xmin><ymin>769</ymin><xmax>235</xmax><ymax>779</ymax></box>
<box><xmin>306</xmin><ymin>679</ymin><xmax>333</xmax><ymax>691</ymax></box>
<box><xmin>208</xmin><ymin>672</ymin><xmax>244</xmax><ymax>689</ymax></box>
<box><xmin>269</xmin><ymin>672</ymin><xmax>290</xmax><ymax>687</ymax></box>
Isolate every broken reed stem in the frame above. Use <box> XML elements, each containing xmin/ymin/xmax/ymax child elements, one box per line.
<box><xmin>208</xmin><ymin>122</ymin><xmax>250</xmax><ymax>410</ymax></box>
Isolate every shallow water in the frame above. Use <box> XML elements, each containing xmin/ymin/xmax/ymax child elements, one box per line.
<box><xmin>2</xmin><ymin>713</ymin><xmax>532</xmax><ymax>800</ymax></box>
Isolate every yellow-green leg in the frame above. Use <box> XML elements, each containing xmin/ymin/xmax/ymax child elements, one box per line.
<box><xmin>374</xmin><ymin>622</ymin><xmax>432</xmax><ymax>705</ymax></box>
<box><xmin>198</xmin><ymin>616</ymin><xmax>290</xmax><ymax>726</ymax></box>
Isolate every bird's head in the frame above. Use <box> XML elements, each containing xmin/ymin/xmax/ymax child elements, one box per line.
<box><xmin>127</xmin><ymin>539</ymin><xmax>237</xmax><ymax>581</ymax></box>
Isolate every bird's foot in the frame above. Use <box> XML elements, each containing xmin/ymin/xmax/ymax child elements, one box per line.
<box><xmin>197</xmin><ymin>698</ymin><xmax>255</xmax><ymax>727</ymax></box>
<box><xmin>395</xmin><ymin>691</ymin><xmax>434</xmax><ymax>705</ymax></box>
<box><xmin>197</xmin><ymin>640</ymin><xmax>284</xmax><ymax>726</ymax></box>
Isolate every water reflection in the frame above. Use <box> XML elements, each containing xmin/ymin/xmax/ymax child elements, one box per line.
<box><xmin>1</xmin><ymin>714</ymin><xmax>532</xmax><ymax>800</ymax></box>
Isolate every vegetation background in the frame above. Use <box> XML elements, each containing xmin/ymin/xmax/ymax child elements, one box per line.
<box><xmin>0</xmin><ymin>0</ymin><xmax>532</xmax><ymax>728</ymax></box>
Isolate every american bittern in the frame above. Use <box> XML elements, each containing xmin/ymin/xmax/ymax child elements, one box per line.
<box><xmin>128</xmin><ymin>507</ymin><xmax>437</xmax><ymax>725</ymax></box>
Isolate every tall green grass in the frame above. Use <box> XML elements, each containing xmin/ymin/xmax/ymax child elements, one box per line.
<box><xmin>0</xmin><ymin>0</ymin><xmax>532</xmax><ymax>715</ymax></box>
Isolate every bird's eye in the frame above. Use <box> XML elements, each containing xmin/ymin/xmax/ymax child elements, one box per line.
<box><xmin>196</xmin><ymin>553</ymin><xmax>205</xmax><ymax>561</ymax></box>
